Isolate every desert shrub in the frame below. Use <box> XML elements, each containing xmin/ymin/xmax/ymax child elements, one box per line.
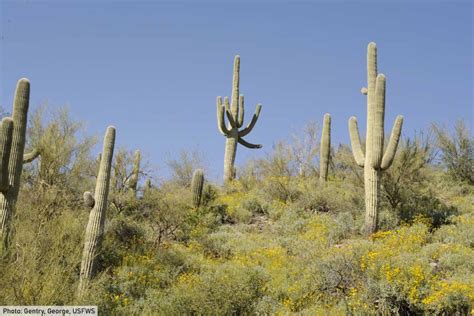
<box><xmin>0</xmin><ymin>204</ymin><xmax>85</xmax><ymax>305</ymax></box>
<box><xmin>433</xmin><ymin>213</ymin><xmax>474</xmax><ymax>248</ymax></box>
<box><xmin>432</xmin><ymin>120</ymin><xmax>474</xmax><ymax>185</ymax></box>
<box><xmin>146</xmin><ymin>263</ymin><xmax>267</xmax><ymax>315</ymax></box>
<box><xmin>166</xmin><ymin>149</ymin><xmax>206</xmax><ymax>187</ymax></box>
<box><xmin>25</xmin><ymin>105</ymin><xmax>97</xmax><ymax>190</ymax></box>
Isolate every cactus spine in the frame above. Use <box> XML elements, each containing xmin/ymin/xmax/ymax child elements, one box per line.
<box><xmin>217</xmin><ymin>55</ymin><xmax>263</xmax><ymax>183</ymax></box>
<box><xmin>78</xmin><ymin>126</ymin><xmax>116</xmax><ymax>296</ymax></box>
<box><xmin>0</xmin><ymin>78</ymin><xmax>31</xmax><ymax>253</ymax></box>
<box><xmin>349</xmin><ymin>42</ymin><xmax>404</xmax><ymax>234</ymax></box>
<box><xmin>191</xmin><ymin>169</ymin><xmax>204</xmax><ymax>208</ymax></box>
<box><xmin>128</xmin><ymin>149</ymin><xmax>140</xmax><ymax>195</ymax></box>
<box><xmin>319</xmin><ymin>113</ymin><xmax>331</xmax><ymax>183</ymax></box>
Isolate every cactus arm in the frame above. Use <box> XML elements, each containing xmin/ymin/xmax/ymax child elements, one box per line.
<box><xmin>224</xmin><ymin>97</ymin><xmax>237</xmax><ymax>128</ymax></box>
<box><xmin>367</xmin><ymin>42</ymin><xmax>377</xmax><ymax>98</ymax></box>
<box><xmin>348</xmin><ymin>117</ymin><xmax>365</xmax><ymax>167</ymax></box>
<box><xmin>380</xmin><ymin>115</ymin><xmax>404</xmax><ymax>170</ymax></box>
<box><xmin>237</xmin><ymin>95</ymin><xmax>245</xmax><ymax>128</ymax></box>
<box><xmin>371</xmin><ymin>74</ymin><xmax>386</xmax><ymax>168</ymax></box>
<box><xmin>23</xmin><ymin>148</ymin><xmax>40</xmax><ymax>163</ymax></box>
<box><xmin>238</xmin><ymin>104</ymin><xmax>262</xmax><ymax>137</ymax></box>
<box><xmin>238</xmin><ymin>137</ymin><xmax>262</xmax><ymax>149</ymax></box>
<box><xmin>231</xmin><ymin>55</ymin><xmax>240</xmax><ymax>122</ymax></box>
<box><xmin>9</xmin><ymin>78</ymin><xmax>30</xmax><ymax>199</ymax></box>
<box><xmin>237</xmin><ymin>95</ymin><xmax>244</xmax><ymax>128</ymax></box>
<box><xmin>0</xmin><ymin>118</ymin><xmax>14</xmax><ymax>192</ymax></box>
<box><xmin>216</xmin><ymin>97</ymin><xmax>230</xmax><ymax>136</ymax></box>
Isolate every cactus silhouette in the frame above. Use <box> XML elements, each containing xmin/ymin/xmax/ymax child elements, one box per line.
<box><xmin>128</xmin><ymin>149</ymin><xmax>140</xmax><ymax>195</ymax></box>
<box><xmin>0</xmin><ymin>78</ymin><xmax>31</xmax><ymax>253</ymax></box>
<box><xmin>217</xmin><ymin>55</ymin><xmax>263</xmax><ymax>182</ymax></box>
<box><xmin>349</xmin><ymin>42</ymin><xmax>404</xmax><ymax>234</ymax></box>
<box><xmin>78</xmin><ymin>126</ymin><xmax>116</xmax><ymax>296</ymax></box>
<box><xmin>319</xmin><ymin>113</ymin><xmax>331</xmax><ymax>183</ymax></box>
<box><xmin>191</xmin><ymin>169</ymin><xmax>204</xmax><ymax>208</ymax></box>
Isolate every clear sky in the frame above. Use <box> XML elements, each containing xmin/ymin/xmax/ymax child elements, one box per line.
<box><xmin>1</xmin><ymin>0</ymin><xmax>472</xmax><ymax>181</ymax></box>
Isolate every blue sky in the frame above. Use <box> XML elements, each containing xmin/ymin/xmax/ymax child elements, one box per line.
<box><xmin>1</xmin><ymin>0</ymin><xmax>472</xmax><ymax>181</ymax></box>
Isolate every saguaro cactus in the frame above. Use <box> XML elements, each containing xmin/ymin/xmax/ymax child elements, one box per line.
<box><xmin>0</xmin><ymin>78</ymin><xmax>31</xmax><ymax>253</ymax></box>
<box><xmin>349</xmin><ymin>42</ymin><xmax>404</xmax><ymax>234</ymax></box>
<box><xmin>216</xmin><ymin>55</ymin><xmax>263</xmax><ymax>182</ymax></box>
<box><xmin>191</xmin><ymin>169</ymin><xmax>204</xmax><ymax>208</ymax></box>
<box><xmin>319</xmin><ymin>113</ymin><xmax>331</xmax><ymax>183</ymax></box>
<box><xmin>78</xmin><ymin>126</ymin><xmax>116</xmax><ymax>296</ymax></box>
<box><xmin>128</xmin><ymin>149</ymin><xmax>140</xmax><ymax>195</ymax></box>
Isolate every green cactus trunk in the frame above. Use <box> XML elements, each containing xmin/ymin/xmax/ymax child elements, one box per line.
<box><xmin>78</xmin><ymin>126</ymin><xmax>116</xmax><ymax>296</ymax></box>
<box><xmin>348</xmin><ymin>43</ymin><xmax>404</xmax><ymax>235</ymax></box>
<box><xmin>364</xmin><ymin>167</ymin><xmax>380</xmax><ymax>233</ymax></box>
<box><xmin>191</xmin><ymin>169</ymin><xmax>204</xmax><ymax>208</ymax></box>
<box><xmin>129</xmin><ymin>149</ymin><xmax>140</xmax><ymax>195</ymax></box>
<box><xmin>0</xmin><ymin>79</ymin><xmax>31</xmax><ymax>254</ymax></box>
<box><xmin>223</xmin><ymin>129</ymin><xmax>238</xmax><ymax>181</ymax></box>
<box><xmin>217</xmin><ymin>56</ymin><xmax>263</xmax><ymax>183</ymax></box>
<box><xmin>319</xmin><ymin>113</ymin><xmax>331</xmax><ymax>183</ymax></box>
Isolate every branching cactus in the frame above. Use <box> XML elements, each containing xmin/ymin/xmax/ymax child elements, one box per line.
<box><xmin>128</xmin><ymin>149</ymin><xmax>140</xmax><ymax>195</ymax></box>
<box><xmin>191</xmin><ymin>169</ymin><xmax>204</xmax><ymax>208</ymax></box>
<box><xmin>319</xmin><ymin>113</ymin><xmax>331</xmax><ymax>183</ymax></box>
<box><xmin>0</xmin><ymin>78</ymin><xmax>31</xmax><ymax>254</ymax></box>
<box><xmin>78</xmin><ymin>126</ymin><xmax>116</xmax><ymax>296</ymax></box>
<box><xmin>216</xmin><ymin>55</ymin><xmax>263</xmax><ymax>182</ymax></box>
<box><xmin>349</xmin><ymin>42</ymin><xmax>404</xmax><ymax>234</ymax></box>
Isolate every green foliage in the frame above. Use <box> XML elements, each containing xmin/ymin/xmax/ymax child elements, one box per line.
<box><xmin>25</xmin><ymin>105</ymin><xmax>97</xmax><ymax>189</ymax></box>
<box><xmin>166</xmin><ymin>149</ymin><xmax>205</xmax><ymax>187</ymax></box>
<box><xmin>432</xmin><ymin>120</ymin><xmax>474</xmax><ymax>185</ymax></box>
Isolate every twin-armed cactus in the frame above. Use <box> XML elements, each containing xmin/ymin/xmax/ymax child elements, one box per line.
<box><xmin>217</xmin><ymin>55</ymin><xmax>263</xmax><ymax>182</ymax></box>
<box><xmin>319</xmin><ymin>113</ymin><xmax>331</xmax><ymax>183</ymax></box>
<box><xmin>128</xmin><ymin>149</ymin><xmax>141</xmax><ymax>196</ymax></box>
<box><xmin>191</xmin><ymin>169</ymin><xmax>204</xmax><ymax>208</ymax></box>
<box><xmin>349</xmin><ymin>42</ymin><xmax>403</xmax><ymax>234</ymax></box>
<box><xmin>0</xmin><ymin>78</ymin><xmax>31</xmax><ymax>254</ymax></box>
<box><xmin>78</xmin><ymin>126</ymin><xmax>116</xmax><ymax>296</ymax></box>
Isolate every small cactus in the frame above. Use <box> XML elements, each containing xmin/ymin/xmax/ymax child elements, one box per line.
<box><xmin>0</xmin><ymin>78</ymin><xmax>31</xmax><ymax>253</ymax></box>
<box><xmin>348</xmin><ymin>42</ymin><xmax>403</xmax><ymax>234</ymax></box>
<box><xmin>78</xmin><ymin>126</ymin><xmax>116</xmax><ymax>296</ymax></box>
<box><xmin>128</xmin><ymin>149</ymin><xmax>140</xmax><ymax>195</ymax></box>
<box><xmin>217</xmin><ymin>55</ymin><xmax>263</xmax><ymax>183</ymax></box>
<box><xmin>191</xmin><ymin>169</ymin><xmax>204</xmax><ymax>208</ymax></box>
<box><xmin>319</xmin><ymin>113</ymin><xmax>331</xmax><ymax>183</ymax></box>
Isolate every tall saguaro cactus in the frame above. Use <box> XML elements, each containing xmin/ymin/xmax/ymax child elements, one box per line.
<box><xmin>128</xmin><ymin>149</ymin><xmax>141</xmax><ymax>195</ymax></box>
<box><xmin>78</xmin><ymin>126</ymin><xmax>116</xmax><ymax>296</ymax></box>
<box><xmin>319</xmin><ymin>113</ymin><xmax>331</xmax><ymax>183</ymax></box>
<box><xmin>349</xmin><ymin>42</ymin><xmax>404</xmax><ymax>234</ymax></box>
<box><xmin>216</xmin><ymin>55</ymin><xmax>263</xmax><ymax>182</ymax></box>
<box><xmin>191</xmin><ymin>169</ymin><xmax>204</xmax><ymax>208</ymax></box>
<box><xmin>0</xmin><ymin>78</ymin><xmax>31</xmax><ymax>254</ymax></box>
